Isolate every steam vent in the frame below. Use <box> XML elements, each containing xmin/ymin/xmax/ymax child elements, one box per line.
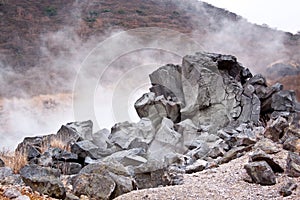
<box><xmin>1</xmin><ymin>52</ymin><xmax>300</xmax><ymax>199</ymax></box>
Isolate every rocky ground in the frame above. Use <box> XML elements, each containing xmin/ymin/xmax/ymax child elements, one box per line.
<box><xmin>117</xmin><ymin>150</ymin><xmax>300</xmax><ymax>200</ymax></box>
<box><xmin>1</xmin><ymin>150</ymin><xmax>299</xmax><ymax>200</ymax></box>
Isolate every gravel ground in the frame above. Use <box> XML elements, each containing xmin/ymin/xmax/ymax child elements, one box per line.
<box><xmin>115</xmin><ymin>150</ymin><xmax>300</xmax><ymax>200</ymax></box>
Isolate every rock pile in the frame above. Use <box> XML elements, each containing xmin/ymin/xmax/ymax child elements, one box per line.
<box><xmin>0</xmin><ymin>52</ymin><xmax>299</xmax><ymax>199</ymax></box>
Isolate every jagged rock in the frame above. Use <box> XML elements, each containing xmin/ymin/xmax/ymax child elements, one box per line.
<box><xmin>238</xmin><ymin>94</ymin><xmax>260</xmax><ymax>123</ymax></box>
<box><xmin>15</xmin><ymin>135</ymin><xmax>52</xmax><ymax>158</ymax></box>
<box><xmin>27</xmin><ymin>145</ymin><xmax>41</xmax><ymax>161</ymax></box>
<box><xmin>71</xmin><ymin>173</ymin><xmax>115</xmax><ymax>200</ymax></box>
<box><xmin>54</xmin><ymin>162</ymin><xmax>82</xmax><ymax>175</ymax></box>
<box><xmin>3</xmin><ymin>188</ymin><xmax>21</xmax><ymax>199</ymax></box>
<box><xmin>134</xmin><ymin>92</ymin><xmax>181</xmax><ymax>126</ymax></box>
<box><xmin>253</xmin><ymin>138</ymin><xmax>281</xmax><ymax>154</ymax></box>
<box><xmin>286</xmin><ymin>152</ymin><xmax>300</xmax><ymax>177</ymax></box>
<box><xmin>56</xmin><ymin>125</ymin><xmax>82</xmax><ymax>145</ymax></box>
<box><xmin>53</xmin><ymin>149</ymin><xmax>78</xmax><ymax>162</ymax></box>
<box><xmin>55</xmin><ymin>120</ymin><xmax>93</xmax><ymax>145</ymax></box>
<box><xmin>167</xmin><ymin>165</ymin><xmax>185</xmax><ymax>185</ymax></box>
<box><xmin>180</xmin><ymin>52</ymin><xmax>254</xmax><ymax>134</ymax></box>
<box><xmin>283</xmin><ymin>137</ymin><xmax>300</xmax><ymax>153</ymax></box>
<box><xmin>207</xmin><ymin>145</ymin><xmax>225</xmax><ymax>159</ymax></box>
<box><xmin>264</xmin><ymin>116</ymin><xmax>288</xmax><ymax>141</ymax></box>
<box><xmin>20</xmin><ymin>165</ymin><xmax>66</xmax><ymax>199</ymax></box>
<box><xmin>0</xmin><ymin>167</ymin><xmax>23</xmax><ymax>185</ymax></box>
<box><xmin>149</xmin><ymin>64</ymin><xmax>184</xmax><ymax>103</ymax></box>
<box><xmin>103</xmin><ymin>148</ymin><xmax>147</xmax><ymax>167</ymax></box>
<box><xmin>186</xmin><ymin>141</ymin><xmax>210</xmax><ymax>160</ymax></box>
<box><xmin>0</xmin><ymin>167</ymin><xmax>13</xmax><ymax>179</ymax></box>
<box><xmin>185</xmin><ymin>159</ymin><xmax>208</xmax><ymax>173</ymax></box>
<box><xmin>147</xmin><ymin>118</ymin><xmax>183</xmax><ymax>164</ymax></box>
<box><xmin>0</xmin><ymin>158</ymin><xmax>4</xmax><ymax>167</ymax></box>
<box><xmin>71</xmin><ymin>140</ymin><xmax>100</xmax><ymax>160</ymax></box>
<box><xmin>108</xmin><ymin>172</ymin><xmax>134</xmax><ymax>198</ymax></box>
<box><xmin>244</xmin><ymin>161</ymin><xmax>276</xmax><ymax>185</ymax></box>
<box><xmin>272</xmin><ymin>90</ymin><xmax>296</xmax><ymax>112</ymax></box>
<box><xmin>279</xmin><ymin>181</ymin><xmax>297</xmax><ymax>197</ymax></box>
<box><xmin>110</xmin><ymin>118</ymin><xmax>155</xmax><ymax>149</ymax></box>
<box><xmin>80</xmin><ymin>161</ymin><xmax>132</xmax><ymax>177</ymax></box>
<box><xmin>249</xmin><ymin>149</ymin><xmax>284</xmax><ymax>173</ymax></box>
<box><xmin>92</xmin><ymin>128</ymin><xmax>110</xmax><ymax>149</ymax></box>
<box><xmin>174</xmin><ymin>119</ymin><xmax>203</xmax><ymax>149</ymax></box>
<box><xmin>134</xmin><ymin>168</ymin><xmax>171</xmax><ymax>189</ymax></box>
<box><xmin>247</xmin><ymin>74</ymin><xmax>267</xmax><ymax>86</ymax></box>
<box><xmin>219</xmin><ymin>146</ymin><xmax>252</xmax><ymax>164</ymax></box>
<box><xmin>65</xmin><ymin>120</ymin><xmax>93</xmax><ymax>140</ymax></box>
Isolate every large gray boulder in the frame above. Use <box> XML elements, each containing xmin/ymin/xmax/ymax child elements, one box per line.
<box><xmin>71</xmin><ymin>173</ymin><xmax>115</xmax><ymax>200</ymax></box>
<box><xmin>20</xmin><ymin>165</ymin><xmax>66</xmax><ymax>199</ymax></box>
<box><xmin>56</xmin><ymin>120</ymin><xmax>93</xmax><ymax>144</ymax></box>
<box><xmin>110</xmin><ymin>118</ymin><xmax>155</xmax><ymax>149</ymax></box>
<box><xmin>92</xmin><ymin>128</ymin><xmax>111</xmax><ymax>149</ymax></box>
<box><xmin>147</xmin><ymin>118</ymin><xmax>183</xmax><ymax>164</ymax></box>
<box><xmin>180</xmin><ymin>53</ymin><xmax>256</xmax><ymax>134</ymax></box>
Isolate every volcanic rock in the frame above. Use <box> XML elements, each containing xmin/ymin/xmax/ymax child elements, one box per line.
<box><xmin>71</xmin><ymin>173</ymin><xmax>115</xmax><ymax>200</ymax></box>
<box><xmin>249</xmin><ymin>149</ymin><xmax>284</xmax><ymax>173</ymax></box>
<box><xmin>279</xmin><ymin>181</ymin><xmax>297</xmax><ymax>197</ymax></box>
<box><xmin>244</xmin><ymin>161</ymin><xmax>276</xmax><ymax>185</ymax></box>
<box><xmin>19</xmin><ymin>165</ymin><xmax>66</xmax><ymax>199</ymax></box>
<box><xmin>286</xmin><ymin>152</ymin><xmax>300</xmax><ymax>177</ymax></box>
<box><xmin>110</xmin><ymin>118</ymin><xmax>155</xmax><ymax>149</ymax></box>
<box><xmin>134</xmin><ymin>92</ymin><xmax>181</xmax><ymax>126</ymax></box>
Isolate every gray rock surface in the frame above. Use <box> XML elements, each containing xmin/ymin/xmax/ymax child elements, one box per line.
<box><xmin>249</xmin><ymin>149</ymin><xmax>284</xmax><ymax>173</ymax></box>
<box><xmin>185</xmin><ymin>159</ymin><xmax>208</xmax><ymax>173</ymax></box>
<box><xmin>286</xmin><ymin>152</ymin><xmax>300</xmax><ymax>177</ymax></box>
<box><xmin>149</xmin><ymin>64</ymin><xmax>184</xmax><ymax>103</ymax></box>
<box><xmin>71</xmin><ymin>173</ymin><xmax>115</xmax><ymax>200</ymax></box>
<box><xmin>19</xmin><ymin>165</ymin><xmax>65</xmax><ymax>199</ymax></box>
<box><xmin>110</xmin><ymin>118</ymin><xmax>155</xmax><ymax>150</ymax></box>
<box><xmin>3</xmin><ymin>188</ymin><xmax>21</xmax><ymax>199</ymax></box>
<box><xmin>244</xmin><ymin>161</ymin><xmax>276</xmax><ymax>185</ymax></box>
<box><xmin>134</xmin><ymin>92</ymin><xmax>181</xmax><ymax>126</ymax></box>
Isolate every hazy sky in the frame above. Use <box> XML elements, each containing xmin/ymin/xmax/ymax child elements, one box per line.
<box><xmin>202</xmin><ymin>0</ymin><xmax>300</xmax><ymax>34</ymax></box>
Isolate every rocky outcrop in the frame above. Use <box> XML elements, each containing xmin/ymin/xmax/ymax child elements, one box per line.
<box><xmin>9</xmin><ymin>52</ymin><xmax>300</xmax><ymax>199</ymax></box>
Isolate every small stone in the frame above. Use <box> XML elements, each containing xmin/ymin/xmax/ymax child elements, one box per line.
<box><xmin>254</xmin><ymin>138</ymin><xmax>280</xmax><ymax>154</ymax></box>
<box><xmin>185</xmin><ymin>159</ymin><xmax>208</xmax><ymax>174</ymax></box>
<box><xmin>3</xmin><ymin>188</ymin><xmax>21</xmax><ymax>198</ymax></box>
<box><xmin>264</xmin><ymin>117</ymin><xmax>288</xmax><ymax>142</ymax></box>
<box><xmin>0</xmin><ymin>158</ymin><xmax>5</xmax><ymax>167</ymax></box>
<box><xmin>279</xmin><ymin>181</ymin><xmax>297</xmax><ymax>197</ymax></box>
<box><xmin>15</xmin><ymin>195</ymin><xmax>31</xmax><ymax>200</ymax></box>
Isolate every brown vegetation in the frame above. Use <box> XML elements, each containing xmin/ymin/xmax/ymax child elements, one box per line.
<box><xmin>0</xmin><ymin>150</ymin><xmax>27</xmax><ymax>173</ymax></box>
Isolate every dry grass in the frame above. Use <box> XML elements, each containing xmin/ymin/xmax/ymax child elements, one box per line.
<box><xmin>40</xmin><ymin>137</ymin><xmax>71</xmax><ymax>154</ymax></box>
<box><xmin>0</xmin><ymin>149</ymin><xmax>28</xmax><ymax>173</ymax></box>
